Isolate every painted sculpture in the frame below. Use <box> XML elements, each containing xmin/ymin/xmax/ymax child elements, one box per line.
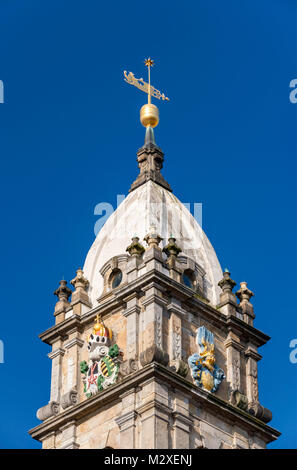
<box><xmin>188</xmin><ymin>326</ymin><xmax>225</xmax><ymax>393</ymax></box>
<box><xmin>80</xmin><ymin>314</ymin><xmax>120</xmax><ymax>398</ymax></box>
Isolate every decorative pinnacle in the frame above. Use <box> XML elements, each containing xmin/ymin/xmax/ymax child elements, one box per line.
<box><xmin>70</xmin><ymin>267</ymin><xmax>89</xmax><ymax>291</ymax></box>
<box><xmin>144</xmin><ymin>226</ymin><xmax>163</xmax><ymax>249</ymax></box>
<box><xmin>236</xmin><ymin>282</ymin><xmax>254</xmax><ymax>303</ymax></box>
<box><xmin>54</xmin><ymin>279</ymin><xmax>72</xmax><ymax>302</ymax></box>
<box><xmin>218</xmin><ymin>270</ymin><xmax>236</xmax><ymax>292</ymax></box>
<box><xmin>126</xmin><ymin>236</ymin><xmax>145</xmax><ymax>257</ymax></box>
<box><xmin>163</xmin><ymin>237</ymin><xmax>182</xmax><ymax>258</ymax></box>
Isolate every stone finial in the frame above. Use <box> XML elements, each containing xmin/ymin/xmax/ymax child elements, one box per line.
<box><xmin>70</xmin><ymin>268</ymin><xmax>91</xmax><ymax>312</ymax></box>
<box><xmin>236</xmin><ymin>282</ymin><xmax>255</xmax><ymax>325</ymax></box>
<box><xmin>236</xmin><ymin>282</ymin><xmax>254</xmax><ymax>303</ymax></box>
<box><xmin>54</xmin><ymin>279</ymin><xmax>72</xmax><ymax>323</ymax></box>
<box><xmin>163</xmin><ymin>237</ymin><xmax>182</xmax><ymax>258</ymax></box>
<box><xmin>54</xmin><ymin>280</ymin><xmax>72</xmax><ymax>302</ymax></box>
<box><xmin>70</xmin><ymin>268</ymin><xmax>89</xmax><ymax>291</ymax></box>
<box><xmin>126</xmin><ymin>236</ymin><xmax>145</xmax><ymax>257</ymax></box>
<box><xmin>144</xmin><ymin>227</ymin><xmax>163</xmax><ymax>249</ymax></box>
<box><xmin>217</xmin><ymin>269</ymin><xmax>237</xmax><ymax>316</ymax></box>
<box><xmin>218</xmin><ymin>269</ymin><xmax>236</xmax><ymax>292</ymax></box>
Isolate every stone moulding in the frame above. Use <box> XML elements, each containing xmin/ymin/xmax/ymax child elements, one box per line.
<box><xmin>140</xmin><ymin>345</ymin><xmax>169</xmax><ymax>367</ymax></box>
<box><xmin>231</xmin><ymin>390</ymin><xmax>249</xmax><ymax>411</ymax></box>
<box><xmin>230</xmin><ymin>390</ymin><xmax>272</xmax><ymax>424</ymax></box>
<box><xmin>29</xmin><ymin>363</ymin><xmax>280</xmax><ymax>445</ymax></box>
<box><xmin>248</xmin><ymin>402</ymin><xmax>272</xmax><ymax>424</ymax></box>
<box><xmin>36</xmin><ymin>401</ymin><xmax>60</xmax><ymax>421</ymax></box>
<box><xmin>119</xmin><ymin>358</ymin><xmax>139</xmax><ymax>377</ymax></box>
<box><xmin>39</xmin><ymin>269</ymin><xmax>270</xmax><ymax>352</ymax></box>
<box><xmin>61</xmin><ymin>390</ymin><xmax>78</xmax><ymax>410</ymax></box>
<box><xmin>176</xmin><ymin>359</ymin><xmax>189</xmax><ymax>378</ymax></box>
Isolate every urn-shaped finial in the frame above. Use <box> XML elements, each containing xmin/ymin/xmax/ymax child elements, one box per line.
<box><xmin>126</xmin><ymin>236</ymin><xmax>145</xmax><ymax>257</ymax></box>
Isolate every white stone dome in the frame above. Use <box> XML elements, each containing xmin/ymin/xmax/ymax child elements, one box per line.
<box><xmin>83</xmin><ymin>180</ymin><xmax>223</xmax><ymax>307</ymax></box>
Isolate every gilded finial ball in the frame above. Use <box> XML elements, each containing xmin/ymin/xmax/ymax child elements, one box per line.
<box><xmin>140</xmin><ymin>103</ymin><xmax>159</xmax><ymax>128</ymax></box>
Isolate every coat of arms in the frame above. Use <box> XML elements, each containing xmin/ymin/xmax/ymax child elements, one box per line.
<box><xmin>80</xmin><ymin>314</ymin><xmax>120</xmax><ymax>398</ymax></box>
<box><xmin>188</xmin><ymin>326</ymin><xmax>225</xmax><ymax>393</ymax></box>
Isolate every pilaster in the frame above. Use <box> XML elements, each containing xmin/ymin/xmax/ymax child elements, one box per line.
<box><xmin>48</xmin><ymin>341</ymin><xmax>65</xmax><ymax>403</ymax></box>
<box><xmin>224</xmin><ymin>333</ymin><xmax>244</xmax><ymax>399</ymax></box>
<box><xmin>59</xmin><ymin>420</ymin><xmax>79</xmax><ymax>449</ymax></box>
<box><xmin>137</xmin><ymin>378</ymin><xmax>171</xmax><ymax>449</ymax></box>
<box><xmin>115</xmin><ymin>388</ymin><xmax>138</xmax><ymax>449</ymax></box>
<box><xmin>123</xmin><ymin>292</ymin><xmax>141</xmax><ymax>360</ymax></box>
<box><xmin>172</xmin><ymin>391</ymin><xmax>193</xmax><ymax>449</ymax></box>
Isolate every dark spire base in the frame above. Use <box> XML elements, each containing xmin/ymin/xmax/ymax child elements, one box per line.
<box><xmin>129</xmin><ymin>127</ymin><xmax>172</xmax><ymax>193</ymax></box>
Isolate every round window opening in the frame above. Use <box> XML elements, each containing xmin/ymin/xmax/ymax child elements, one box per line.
<box><xmin>111</xmin><ymin>270</ymin><xmax>122</xmax><ymax>289</ymax></box>
<box><xmin>182</xmin><ymin>271</ymin><xmax>194</xmax><ymax>289</ymax></box>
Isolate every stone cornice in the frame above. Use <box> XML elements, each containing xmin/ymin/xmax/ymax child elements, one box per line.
<box><xmin>39</xmin><ymin>268</ymin><xmax>270</xmax><ymax>348</ymax></box>
<box><xmin>224</xmin><ymin>338</ymin><xmax>245</xmax><ymax>352</ymax></box>
<box><xmin>28</xmin><ymin>362</ymin><xmax>280</xmax><ymax>444</ymax></box>
<box><xmin>39</xmin><ymin>315</ymin><xmax>83</xmax><ymax>345</ymax></box>
<box><xmin>64</xmin><ymin>338</ymin><xmax>84</xmax><ymax>350</ymax></box>
<box><xmin>245</xmin><ymin>348</ymin><xmax>262</xmax><ymax>361</ymax></box>
<box><xmin>47</xmin><ymin>348</ymin><xmax>65</xmax><ymax>360</ymax></box>
<box><xmin>172</xmin><ymin>411</ymin><xmax>193</xmax><ymax>427</ymax></box>
<box><xmin>122</xmin><ymin>305</ymin><xmax>141</xmax><ymax>317</ymax></box>
<box><xmin>167</xmin><ymin>302</ymin><xmax>187</xmax><ymax>317</ymax></box>
<box><xmin>115</xmin><ymin>411</ymin><xmax>138</xmax><ymax>428</ymax></box>
<box><xmin>136</xmin><ymin>399</ymin><xmax>172</xmax><ymax>421</ymax></box>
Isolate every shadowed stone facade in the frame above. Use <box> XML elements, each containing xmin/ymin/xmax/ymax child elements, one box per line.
<box><xmin>29</xmin><ymin>136</ymin><xmax>280</xmax><ymax>449</ymax></box>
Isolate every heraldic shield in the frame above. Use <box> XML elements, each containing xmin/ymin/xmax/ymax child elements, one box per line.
<box><xmin>80</xmin><ymin>315</ymin><xmax>120</xmax><ymax>398</ymax></box>
<box><xmin>188</xmin><ymin>326</ymin><xmax>225</xmax><ymax>393</ymax></box>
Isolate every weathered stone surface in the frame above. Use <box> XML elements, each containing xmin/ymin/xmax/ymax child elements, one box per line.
<box><xmin>176</xmin><ymin>359</ymin><xmax>189</xmax><ymax>378</ymax></box>
<box><xmin>231</xmin><ymin>390</ymin><xmax>248</xmax><ymax>410</ymax></box>
<box><xmin>36</xmin><ymin>401</ymin><xmax>59</xmax><ymax>421</ymax></box>
<box><xmin>83</xmin><ymin>180</ymin><xmax>223</xmax><ymax>307</ymax></box>
<box><xmin>140</xmin><ymin>345</ymin><xmax>169</xmax><ymax>367</ymax></box>
<box><xmin>129</xmin><ymin>139</ymin><xmax>172</xmax><ymax>193</ymax></box>
<box><xmin>248</xmin><ymin>402</ymin><xmax>272</xmax><ymax>423</ymax></box>
<box><xmin>61</xmin><ymin>389</ymin><xmax>78</xmax><ymax>409</ymax></box>
<box><xmin>119</xmin><ymin>359</ymin><xmax>139</xmax><ymax>377</ymax></box>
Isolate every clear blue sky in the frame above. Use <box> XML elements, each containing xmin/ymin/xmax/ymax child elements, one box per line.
<box><xmin>0</xmin><ymin>0</ymin><xmax>296</xmax><ymax>449</ymax></box>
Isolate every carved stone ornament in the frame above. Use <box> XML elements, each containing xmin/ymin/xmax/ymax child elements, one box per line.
<box><xmin>61</xmin><ymin>389</ymin><xmax>78</xmax><ymax>409</ymax></box>
<box><xmin>36</xmin><ymin>401</ymin><xmax>59</xmax><ymax>421</ymax></box>
<box><xmin>163</xmin><ymin>237</ymin><xmax>182</xmax><ymax>258</ymax></box>
<box><xmin>54</xmin><ymin>280</ymin><xmax>72</xmax><ymax>302</ymax></box>
<box><xmin>119</xmin><ymin>358</ymin><xmax>139</xmax><ymax>377</ymax></box>
<box><xmin>80</xmin><ymin>315</ymin><xmax>120</xmax><ymax>398</ymax></box>
<box><xmin>126</xmin><ymin>236</ymin><xmax>145</xmax><ymax>257</ymax></box>
<box><xmin>144</xmin><ymin>228</ymin><xmax>163</xmax><ymax>249</ymax></box>
<box><xmin>140</xmin><ymin>345</ymin><xmax>169</xmax><ymax>367</ymax></box>
<box><xmin>176</xmin><ymin>359</ymin><xmax>189</xmax><ymax>378</ymax></box>
<box><xmin>248</xmin><ymin>402</ymin><xmax>272</xmax><ymax>423</ymax></box>
<box><xmin>188</xmin><ymin>326</ymin><xmax>225</xmax><ymax>393</ymax></box>
<box><xmin>230</xmin><ymin>390</ymin><xmax>248</xmax><ymax>410</ymax></box>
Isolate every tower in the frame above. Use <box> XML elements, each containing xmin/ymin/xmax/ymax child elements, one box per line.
<box><xmin>29</xmin><ymin>60</ymin><xmax>280</xmax><ymax>449</ymax></box>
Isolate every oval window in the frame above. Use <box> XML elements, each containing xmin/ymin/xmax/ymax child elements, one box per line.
<box><xmin>182</xmin><ymin>271</ymin><xmax>194</xmax><ymax>289</ymax></box>
<box><xmin>111</xmin><ymin>270</ymin><xmax>122</xmax><ymax>289</ymax></box>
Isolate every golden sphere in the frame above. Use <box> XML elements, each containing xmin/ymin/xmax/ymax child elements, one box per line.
<box><xmin>94</xmin><ymin>323</ymin><xmax>101</xmax><ymax>332</ymax></box>
<box><xmin>140</xmin><ymin>103</ymin><xmax>159</xmax><ymax>128</ymax></box>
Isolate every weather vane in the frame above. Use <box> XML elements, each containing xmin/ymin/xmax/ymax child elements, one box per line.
<box><xmin>123</xmin><ymin>58</ymin><xmax>169</xmax><ymax>129</ymax></box>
